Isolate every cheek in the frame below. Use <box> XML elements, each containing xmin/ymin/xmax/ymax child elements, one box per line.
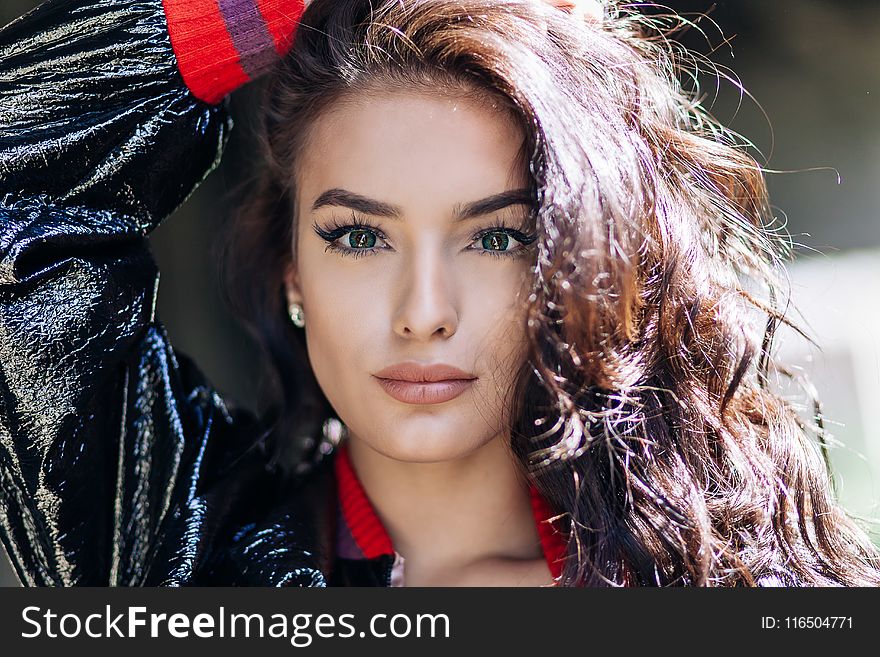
<box><xmin>465</xmin><ymin>263</ymin><xmax>532</xmax><ymax>395</ymax></box>
<box><xmin>297</xmin><ymin>255</ymin><xmax>384</xmax><ymax>402</ymax></box>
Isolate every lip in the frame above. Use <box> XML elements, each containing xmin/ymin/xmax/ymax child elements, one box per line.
<box><xmin>373</xmin><ymin>361</ymin><xmax>477</xmax><ymax>382</ymax></box>
<box><xmin>374</xmin><ymin>378</ymin><xmax>475</xmax><ymax>404</ymax></box>
<box><xmin>372</xmin><ymin>361</ymin><xmax>477</xmax><ymax>405</ymax></box>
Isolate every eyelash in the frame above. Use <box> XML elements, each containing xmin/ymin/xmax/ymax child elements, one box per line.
<box><xmin>311</xmin><ymin>211</ymin><xmax>538</xmax><ymax>260</ymax></box>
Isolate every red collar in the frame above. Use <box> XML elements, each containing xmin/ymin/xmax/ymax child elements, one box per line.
<box><xmin>333</xmin><ymin>440</ymin><xmax>567</xmax><ymax>581</ymax></box>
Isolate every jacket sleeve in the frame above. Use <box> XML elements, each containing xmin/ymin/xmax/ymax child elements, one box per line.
<box><xmin>0</xmin><ymin>0</ymin><xmax>304</xmax><ymax>586</ymax></box>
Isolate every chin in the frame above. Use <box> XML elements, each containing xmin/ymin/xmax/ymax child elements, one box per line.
<box><xmin>365</xmin><ymin>429</ymin><xmax>491</xmax><ymax>464</ymax></box>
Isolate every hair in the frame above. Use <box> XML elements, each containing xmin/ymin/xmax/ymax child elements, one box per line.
<box><xmin>218</xmin><ymin>0</ymin><xmax>880</xmax><ymax>586</ymax></box>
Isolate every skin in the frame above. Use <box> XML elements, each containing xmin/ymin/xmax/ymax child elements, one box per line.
<box><xmin>283</xmin><ymin>89</ymin><xmax>554</xmax><ymax>586</ymax></box>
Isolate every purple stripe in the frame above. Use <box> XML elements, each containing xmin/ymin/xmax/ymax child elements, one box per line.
<box><xmin>215</xmin><ymin>0</ymin><xmax>279</xmax><ymax>79</ymax></box>
<box><xmin>336</xmin><ymin>499</ymin><xmax>366</xmax><ymax>559</ymax></box>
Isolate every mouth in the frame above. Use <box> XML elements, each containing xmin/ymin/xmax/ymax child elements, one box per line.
<box><xmin>372</xmin><ymin>377</ymin><xmax>476</xmax><ymax>405</ymax></box>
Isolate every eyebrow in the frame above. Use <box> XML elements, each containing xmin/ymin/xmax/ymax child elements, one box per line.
<box><xmin>310</xmin><ymin>187</ymin><xmax>534</xmax><ymax>222</ymax></box>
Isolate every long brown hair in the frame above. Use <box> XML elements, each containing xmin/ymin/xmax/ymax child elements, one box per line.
<box><xmin>219</xmin><ymin>0</ymin><xmax>880</xmax><ymax>585</ymax></box>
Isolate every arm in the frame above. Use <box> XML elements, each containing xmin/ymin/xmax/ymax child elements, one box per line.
<box><xmin>0</xmin><ymin>0</ymin><xmax>304</xmax><ymax>585</ymax></box>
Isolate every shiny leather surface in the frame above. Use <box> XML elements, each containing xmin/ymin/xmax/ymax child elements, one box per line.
<box><xmin>0</xmin><ymin>0</ymin><xmax>352</xmax><ymax>586</ymax></box>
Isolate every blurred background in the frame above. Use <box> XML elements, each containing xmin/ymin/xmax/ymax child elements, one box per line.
<box><xmin>1</xmin><ymin>0</ymin><xmax>878</xmax><ymax>585</ymax></box>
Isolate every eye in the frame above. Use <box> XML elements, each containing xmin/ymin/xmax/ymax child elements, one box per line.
<box><xmin>311</xmin><ymin>214</ymin><xmax>538</xmax><ymax>260</ymax></box>
<box><xmin>311</xmin><ymin>214</ymin><xmax>390</xmax><ymax>260</ymax></box>
<box><xmin>468</xmin><ymin>223</ymin><xmax>538</xmax><ymax>259</ymax></box>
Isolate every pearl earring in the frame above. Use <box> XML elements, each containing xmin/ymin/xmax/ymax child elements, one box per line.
<box><xmin>288</xmin><ymin>302</ymin><xmax>305</xmax><ymax>328</ymax></box>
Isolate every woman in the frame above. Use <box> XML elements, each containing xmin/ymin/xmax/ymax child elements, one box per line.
<box><xmin>1</xmin><ymin>0</ymin><xmax>878</xmax><ymax>587</ymax></box>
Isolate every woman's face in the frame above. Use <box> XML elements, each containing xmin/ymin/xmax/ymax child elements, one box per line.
<box><xmin>284</xmin><ymin>89</ymin><xmax>535</xmax><ymax>463</ymax></box>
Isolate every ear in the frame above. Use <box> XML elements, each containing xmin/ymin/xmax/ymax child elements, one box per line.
<box><xmin>283</xmin><ymin>260</ymin><xmax>303</xmax><ymax>307</ymax></box>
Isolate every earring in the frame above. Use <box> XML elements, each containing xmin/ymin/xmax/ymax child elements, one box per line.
<box><xmin>288</xmin><ymin>302</ymin><xmax>305</xmax><ymax>328</ymax></box>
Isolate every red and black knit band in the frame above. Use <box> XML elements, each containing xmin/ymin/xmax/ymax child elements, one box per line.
<box><xmin>161</xmin><ymin>0</ymin><xmax>305</xmax><ymax>104</ymax></box>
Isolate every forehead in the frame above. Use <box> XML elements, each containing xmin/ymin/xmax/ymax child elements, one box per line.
<box><xmin>295</xmin><ymin>90</ymin><xmax>528</xmax><ymax>216</ymax></box>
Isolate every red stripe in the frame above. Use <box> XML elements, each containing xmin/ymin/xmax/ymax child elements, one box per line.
<box><xmin>334</xmin><ymin>442</ymin><xmax>395</xmax><ymax>558</ymax></box>
<box><xmin>355</xmin><ymin>525</ymin><xmax>387</xmax><ymax>551</ymax></box>
<box><xmin>334</xmin><ymin>440</ymin><xmax>569</xmax><ymax>581</ymax></box>
<box><xmin>254</xmin><ymin>0</ymin><xmax>306</xmax><ymax>56</ymax></box>
<box><xmin>161</xmin><ymin>0</ymin><xmax>250</xmax><ymax>104</ymax></box>
<box><xmin>344</xmin><ymin>505</ymin><xmax>374</xmax><ymax>530</ymax></box>
<box><xmin>529</xmin><ymin>484</ymin><xmax>568</xmax><ymax>583</ymax></box>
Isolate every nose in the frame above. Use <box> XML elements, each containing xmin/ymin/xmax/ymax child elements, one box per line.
<box><xmin>392</xmin><ymin>249</ymin><xmax>459</xmax><ymax>341</ymax></box>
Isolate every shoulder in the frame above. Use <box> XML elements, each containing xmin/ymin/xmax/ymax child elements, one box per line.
<box><xmin>138</xmin><ymin>347</ymin><xmax>339</xmax><ymax>586</ymax></box>
<box><xmin>189</xmin><ymin>433</ymin><xmax>338</xmax><ymax>587</ymax></box>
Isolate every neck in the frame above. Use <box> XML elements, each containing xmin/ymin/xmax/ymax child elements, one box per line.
<box><xmin>345</xmin><ymin>434</ymin><xmax>543</xmax><ymax>575</ymax></box>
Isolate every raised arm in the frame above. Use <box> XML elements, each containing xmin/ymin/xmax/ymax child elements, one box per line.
<box><xmin>0</xmin><ymin>0</ymin><xmax>305</xmax><ymax>585</ymax></box>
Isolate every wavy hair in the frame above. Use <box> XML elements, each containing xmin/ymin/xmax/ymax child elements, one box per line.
<box><xmin>219</xmin><ymin>0</ymin><xmax>880</xmax><ymax>586</ymax></box>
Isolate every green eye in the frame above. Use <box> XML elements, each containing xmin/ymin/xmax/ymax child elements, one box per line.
<box><xmin>471</xmin><ymin>226</ymin><xmax>537</xmax><ymax>259</ymax></box>
<box><xmin>481</xmin><ymin>232</ymin><xmax>511</xmax><ymax>251</ymax></box>
<box><xmin>312</xmin><ymin>217</ymin><xmax>390</xmax><ymax>260</ymax></box>
<box><xmin>313</xmin><ymin>216</ymin><xmax>537</xmax><ymax>261</ymax></box>
<box><xmin>348</xmin><ymin>230</ymin><xmax>377</xmax><ymax>249</ymax></box>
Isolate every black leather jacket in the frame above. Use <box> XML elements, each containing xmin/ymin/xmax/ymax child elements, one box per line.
<box><xmin>0</xmin><ymin>0</ymin><xmax>389</xmax><ymax>586</ymax></box>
